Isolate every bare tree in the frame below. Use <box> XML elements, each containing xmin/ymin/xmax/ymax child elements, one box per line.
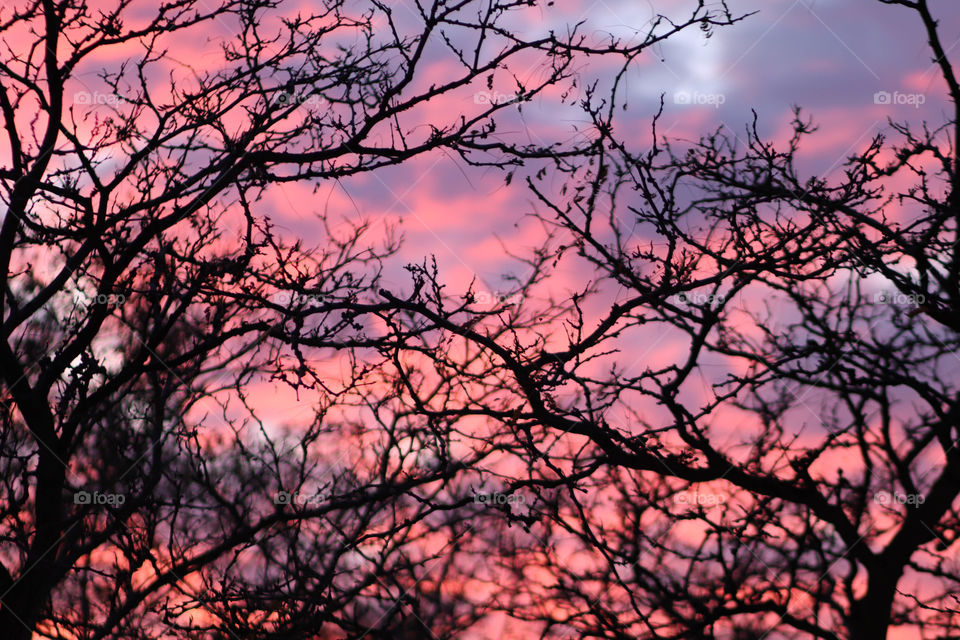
<box><xmin>0</xmin><ymin>0</ymin><xmax>740</xmax><ymax>638</ymax></box>
<box><xmin>367</xmin><ymin>1</ymin><xmax>960</xmax><ymax>638</ymax></box>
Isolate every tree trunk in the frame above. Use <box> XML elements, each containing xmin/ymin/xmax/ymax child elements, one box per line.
<box><xmin>849</xmin><ymin>570</ymin><xmax>901</xmax><ymax>640</ymax></box>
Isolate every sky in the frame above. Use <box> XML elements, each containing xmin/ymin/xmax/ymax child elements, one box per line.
<box><xmin>265</xmin><ymin>0</ymin><xmax>960</xmax><ymax>303</ymax></box>
<box><xmin>24</xmin><ymin>0</ymin><xmax>960</xmax><ymax>637</ymax></box>
<box><xmin>248</xmin><ymin>0</ymin><xmax>960</xmax><ymax>490</ymax></box>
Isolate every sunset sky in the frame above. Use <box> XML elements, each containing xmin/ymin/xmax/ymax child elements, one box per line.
<box><xmin>247</xmin><ymin>0</ymin><xmax>960</xmax><ymax>444</ymax></box>
<box><xmin>308</xmin><ymin>0</ymin><xmax>959</xmax><ymax>299</ymax></box>
<box><xmin>4</xmin><ymin>0</ymin><xmax>960</xmax><ymax>637</ymax></box>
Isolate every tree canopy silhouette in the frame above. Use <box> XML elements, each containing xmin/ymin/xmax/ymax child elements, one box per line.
<box><xmin>0</xmin><ymin>0</ymin><xmax>740</xmax><ymax>637</ymax></box>
<box><xmin>8</xmin><ymin>0</ymin><xmax>959</xmax><ymax>639</ymax></box>
<box><xmin>356</xmin><ymin>1</ymin><xmax>960</xmax><ymax>638</ymax></box>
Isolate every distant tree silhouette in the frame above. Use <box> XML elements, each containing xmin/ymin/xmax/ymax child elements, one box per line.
<box><xmin>0</xmin><ymin>0</ymin><xmax>744</xmax><ymax>637</ymax></box>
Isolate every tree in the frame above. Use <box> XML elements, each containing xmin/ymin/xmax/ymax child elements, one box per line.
<box><xmin>368</xmin><ymin>1</ymin><xmax>960</xmax><ymax>638</ymax></box>
<box><xmin>0</xmin><ymin>0</ymin><xmax>746</xmax><ymax>637</ymax></box>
